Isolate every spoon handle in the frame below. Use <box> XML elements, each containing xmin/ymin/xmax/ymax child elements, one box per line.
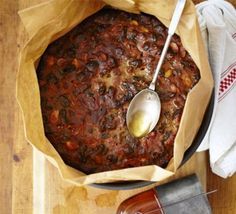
<box><xmin>149</xmin><ymin>0</ymin><xmax>186</xmax><ymax>91</ymax></box>
<box><xmin>149</xmin><ymin>34</ymin><xmax>172</xmax><ymax>91</ymax></box>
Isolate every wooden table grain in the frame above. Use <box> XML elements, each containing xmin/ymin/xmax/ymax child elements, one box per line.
<box><xmin>0</xmin><ymin>0</ymin><xmax>235</xmax><ymax>213</ymax></box>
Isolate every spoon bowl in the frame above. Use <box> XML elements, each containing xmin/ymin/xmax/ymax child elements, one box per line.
<box><xmin>126</xmin><ymin>89</ymin><xmax>161</xmax><ymax>138</ymax></box>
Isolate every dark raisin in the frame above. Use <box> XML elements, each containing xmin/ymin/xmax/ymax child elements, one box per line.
<box><xmin>118</xmin><ymin>27</ymin><xmax>127</xmax><ymax>42</ymax></box>
<box><xmin>76</xmin><ymin>69</ymin><xmax>92</xmax><ymax>81</ymax></box>
<box><xmin>67</xmin><ymin>46</ymin><xmax>76</xmax><ymax>58</ymax></box>
<box><xmin>101</xmin><ymin>133</ymin><xmax>109</xmax><ymax>139</ymax></box>
<box><xmin>163</xmin><ymin>131</ymin><xmax>171</xmax><ymax>141</ymax></box>
<box><xmin>100</xmin><ymin>122</ymin><xmax>106</xmax><ymax>132</ymax></box>
<box><xmin>123</xmin><ymin>145</ymin><xmax>134</xmax><ymax>154</ymax></box>
<box><xmin>74</xmin><ymin>34</ymin><xmax>86</xmax><ymax>45</ymax></box>
<box><xmin>79</xmin><ymin>154</ymin><xmax>87</xmax><ymax>163</ymax></box>
<box><xmin>98</xmin><ymin>85</ymin><xmax>106</xmax><ymax>95</ymax></box>
<box><xmin>56</xmin><ymin>58</ymin><xmax>66</xmax><ymax>68</ymax></box>
<box><xmin>193</xmin><ymin>72</ymin><xmax>200</xmax><ymax>83</ymax></box>
<box><xmin>181</xmin><ymin>61</ymin><xmax>189</xmax><ymax>68</ymax></box>
<box><xmin>133</xmin><ymin>82</ymin><xmax>143</xmax><ymax>91</ymax></box>
<box><xmin>99</xmin><ymin>68</ymin><xmax>109</xmax><ymax>76</ymax></box>
<box><xmin>96</xmin><ymin>24</ymin><xmax>107</xmax><ymax>33</ymax></box>
<box><xmin>97</xmin><ymin>144</ymin><xmax>105</xmax><ymax>153</ymax></box>
<box><xmin>43</xmin><ymin>115</ymin><xmax>48</xmax><ymax>124</ymax></box>
<box><xmin>59</xmin><ymin>109</ymin><xmax>67</xmax><ymax>123</ymax></box>
<box><xmin>98</xmin><ymin>107</ymin><xmax>107</xmax><ymax>117</ymax></box>
<box><xmin>152</xmin><ymin>152</ymin><xmax>160</xmax><ymax>159</ymax></box>
<box><xmin>159</xmin><ymin>159</ymin><xmax>169</xmax><ymax>168</ymax></box>
<box><xmin>115</xmin><ymin>48</ymin><xmax>123</xmax><ymax>57</ymax></box>
<box><xmin>37</xmin><ymin>59</ymin><xmax>46</xmax><ymax>77</ymax></box>
<box><xmin>86</xmin><ymin>60</ymin><xmax>99</xmax><ymax>71</ymax></box>
<box><xmin>114</xmin><ymin>100</ymin><xmax>121</xmax><ymax>107</ymax></box>
<box><xmin>96</xmin><ymin>144</ymin><xmax>108</xmax><ymax>155</ymax></box>
<box><xmin>104</xmin><ymin>114</ymin><xmax>116</xmax><ymax>130</ymax></box>
<box><xmin>91</xmin><ymin>107</ymin><xmax>106</xmax><ymax>123</ymax></box>
<box><xmin>80</xmin><ymin>144</ymin><xmax>88</xmax><ymax>156</ymax></box>
<box><xmin>84</xmin><ymin>96</ymin><xmax>97</xmax><ymax>110</ymax></box>
<box><xmin>163</xmin><ymin>111</ymin><xmax>171</xmax><ymax>120</ymax></box>
<box><xmin>61</xmin><ymin>133</ymin><xmax>70</xmax><ymax>141</ymax></box>
<box><xmin>40</xmin><ymin>85</ymin><xmax>48</xmax><ymax>93</ymax></box>
<box><xmin>88</xmin><ymin>127</ymin><xmax>93</xmax><ymax>133</ymax></box>
<box><xmin>76</xmin><ymin>72</ymin><xmax>86</xmax><ymax>81</ymax></box>
<box><xmin>100</xmin><ymin>114</ymin><xmax>116</xmax><ymax>131</ymax></box>
<box><xmin>159</xmin><ymin>92</ymin><xmax>176</xmax><ymax>101</ymax></box>
<box><xmin>122</xmin><ymin>82</ymin><xmax>136</xmax><ymax>93</ymax></box>
<box><xmin>173</xmin><ymin>109</ymin><xmax>182</xmax><ymax>118</ymax></box>
<box><xmin>106</xmin><ymin>154</ymin><xmax>118</xmax><ymax>163</ymax></box>
<box><xmin>142</xmin><ymin>42</ymin><xmax>150</xmax><ymax>51</ymax></box>
<box><xmin>133</xmin><ymin>76</ymin><xmax>142</xmax><ymax>81</ymax></box>
<box><xmin>68</xmin><ymin>110</ymin><xmax>76</xmax><ymax>120</ymax></box>
<box><xmin>107</xmin><ymin>86</ymin><xmax>116</xmax><ymax>97</ymax></box>
<box><xmin>157</xmin><ymin>122</ymin><xmax>166</xmax><ymax>133</ymax></box>
<box><xmin>62</xmin><ymin>64</ymin><xmax>76</xmax><ymax>73</ymax></box>
<box><xmin>126</xmin><ymin>30</ymin><xmax>137</xmax><ymax>40</ymax></box>
<box><xmin>41</xmin><ymin>98</ymin><xmax>48</xmax><ymax>108</ymax></box>
<box><xmin>58</xmin><ymin>95</ymin><xmax>70</xmax><ymax>107</ymax></box>
<box><xmin>173</xmin><ymin>96</ymin><xmax>185</xmax><ymax>109</ymax></box>
<box><xmin>94</xmin><ymin>11</ymin><xmax>116</xmax><ymax>24</ymax></box>
<box><xmin>107</xmin><ymin>57</ymin><xmax>116</xmax><ymax>68</ymax></box>
<box><xmin>121</xmin><ymin>82</ymin><xmax>129</xmax><ymax>90</ymax></box>
<box><xmin>55</xmin><ymin>48</ymin><xmax>64</xmax><ymax>58</ymax></box>
<box><xmin>86</xmin><ymin>167</ymin><xmax>97</xmax><ymax>174</ymax></box>
<box><xmin>138</xmin><ymin>146</ymin><xmax>145</xmax><ymax>155</ymax></box>
<box><xmin>120</xmin><ymin>91</ymin><xmax>133</xmax><ymax>103</ymax></box>
<box><xmin>151</xmin><ymin>33</ymin><xmax>157</xmax><ymax>42</ymax></box>
<box><xmin>47</xmin><ymin>73</ymin><xmax>58</xmax><ymax>84</ymax></box>
<box><xmin>125</xmin><ymin>135</ymin><xmax>138</xmax><ymax>149</ymax></box>
<box><xmin>84</xmin><ymin>88</ymin><xmax>94</xmax><ymax>97</ymax></box>
<box><xmin>73</xmin><ymin>84</ymin><xmax>90</xmax><ymax>96</ymax></box>
<box><xmin>128</xmin><ymin>59</ymin><xmax>142</xmax><ymax>68</ymax></box>
<box><xmin>156</xmin><ymin>35</ymin><xmax>165</xmax><ymax>47</ymax></box>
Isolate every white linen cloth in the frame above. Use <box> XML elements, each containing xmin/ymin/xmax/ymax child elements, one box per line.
<box><xmin>196</xmin><ymin>0</ymin><xmax>236</xmax><ymax>178</ymax></box>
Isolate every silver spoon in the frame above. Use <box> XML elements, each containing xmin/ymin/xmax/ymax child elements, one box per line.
<box><xmin>126</xmin><ymin>0</ymin><xmax>187</xmax><ymax>138</ymax></box>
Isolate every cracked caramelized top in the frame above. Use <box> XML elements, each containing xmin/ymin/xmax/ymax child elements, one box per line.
<box><xmin>37</xmin><ymin>9</ymin><xmax>200</xmax><ymax>174</ymax></box>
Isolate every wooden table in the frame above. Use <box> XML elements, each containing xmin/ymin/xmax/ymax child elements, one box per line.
<box><xmin>0</xmin><ymin>0</ymin><xmax>235</xmax><ymax>213</ymax></box>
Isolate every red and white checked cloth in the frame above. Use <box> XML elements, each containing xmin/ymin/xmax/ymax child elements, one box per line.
<box><xmin>196</xmin><ymin>0</ymin><xmax>236</xmax><ymax>178</ymax></box>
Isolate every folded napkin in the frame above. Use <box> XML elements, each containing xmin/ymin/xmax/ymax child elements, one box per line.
<box><xmin>196</xmin><ymin>0</ymin><xmax>236</xmax><ymax>178</ymax></box>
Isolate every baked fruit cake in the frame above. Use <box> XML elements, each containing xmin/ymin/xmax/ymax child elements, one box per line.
<box><xmin>37</xmin><ymin>9</ymin><xmax>200</xmax><ymax>174</ymax></box>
